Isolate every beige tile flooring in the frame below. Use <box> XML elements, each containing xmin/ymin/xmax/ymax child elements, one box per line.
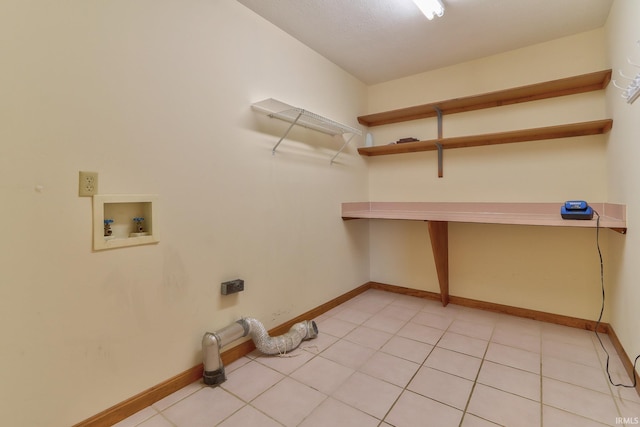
<box><xmin>115</xmin><ymin>289</ymin><xmax>640</xmax><ymax>427</ymax></box>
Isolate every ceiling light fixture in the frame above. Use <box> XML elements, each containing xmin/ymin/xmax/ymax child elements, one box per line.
<box><xmin>412</xmin><ymin>0</ymin><xmax>445</xmax><ymax>20</ymax></box>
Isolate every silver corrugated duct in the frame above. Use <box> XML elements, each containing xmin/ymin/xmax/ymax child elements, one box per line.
<box><xmin>243</xmin><ymin>317</ymin><xmax>318</xmax><ymax>355</ymax></box>
<box><xmin>202</xmin><ymin>317</ymin><xmax>318</xmax><ymax>386</ymax></box>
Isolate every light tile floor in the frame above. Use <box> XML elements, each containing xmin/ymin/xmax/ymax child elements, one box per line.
<box><xmin>115</xmin><ymin>289</ymin><xmax>640</xmax><ymax>427</ymax></box>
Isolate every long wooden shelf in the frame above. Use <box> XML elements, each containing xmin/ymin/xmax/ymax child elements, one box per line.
<box><xmin>357</xmin><ymin>69</ymin><xmax>612</xmax><ymax>127</ymax></box>
<box><xmin>342</xmin><ymin>201</ymin><xmax>626</xmax><ymax>306</ymax></box>
<box><xmin>357</xmin><ymin>120</ymin><xmax>613</xmax><ymax>156</ymax></box>
<box><xmin>342</xmin><ymin>202</ymin><xmax>626</xmax><ymax>232</ymax></box>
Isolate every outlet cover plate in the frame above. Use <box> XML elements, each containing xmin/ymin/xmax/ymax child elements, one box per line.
<box><xmin>79</xmin><ymin>171</ymin><xmax>98</xmax><ymax>196</ymax></box>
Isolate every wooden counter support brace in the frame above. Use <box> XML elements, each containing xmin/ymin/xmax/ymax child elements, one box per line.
<box><xmin>428</xmin><ymin>221</ymin><xmax>449</xmax><ymax>306</ymax></box>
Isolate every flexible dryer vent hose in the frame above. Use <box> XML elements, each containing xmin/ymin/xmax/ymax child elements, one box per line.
<box><xmin>243</xmin><ymin>317</ymin><xmax>318</xmax><ymax>355</ymax></box>
<box><xmin>202</xmin><ymin>317</ymin><xmax>318</xmax><ymax>386</ymax></box>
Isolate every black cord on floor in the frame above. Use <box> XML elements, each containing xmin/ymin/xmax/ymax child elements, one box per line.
<box><xmin>592</xmin><ymin>209</ymin><xmax>640</xmax><ymax>389</ymax></box>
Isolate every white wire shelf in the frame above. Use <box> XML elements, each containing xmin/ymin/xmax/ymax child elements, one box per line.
<box><xmin>252</xmin><ymin>98</ymin><xmax>362</xmax><ymax>163</ymax></box>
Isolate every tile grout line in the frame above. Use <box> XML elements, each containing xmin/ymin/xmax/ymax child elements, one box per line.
<box><xmin>329</xmin><ymin>295</ymin><xmax>398</xmax><ymax>426</ymax></box>
<box><xmin>539</xmin><ymin>325</ymin><xmax>626</xmax><ymax>426</ymax></box>
<box><xmin>539</xmin><ymin>322</ymin><xmax>544</xmax><ymax>427</ymax></box>
<box><xmin>458</xmin><ymin>317</ymin><xmax>499</xmax><ymax>427</ymax></box>
<box><xmin>157</xmin><ymin>411</ymin><xmax>178</xmax><ymax>427</ymax></box>
<box><xmin>254</xmin><ymin>342</ymin><xmax>331</xmax><ymax>427</ymax></box>
<box><xmin>292</xmin><ymin>291</ymin><xmax>401</xmax><ymax>427</ymax></box>
<box><xmin>378</xmin><ymin>303</ymin><xmax>490</xmax><ymax>425</ymax></box>
<box><xmin>375</xmin><ymin>306</ymin><xmax>446</xmax><ymax>425</ymax></box>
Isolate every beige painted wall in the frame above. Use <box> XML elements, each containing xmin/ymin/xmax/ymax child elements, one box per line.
<box><xmin>0</xmin><ymin>1</ymin><xmax>368</xmax><ymax>425</ymax></box>
<box><xmin>605</xmin><ymin>0</ymin><xmax>640</xmax><ymax>381</ymax></box>
<box><xmin>365</xmin><ymin>29</ymin><xmax>613</xmax><ymax>319</ymax></box>
<box><xmin>3</xmin><ymin>1</ymin><xmax>637</xmax><ymax>425</ymax></box>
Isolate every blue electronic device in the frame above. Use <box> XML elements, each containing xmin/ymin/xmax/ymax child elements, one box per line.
<box><xmin>561</xmin><ymin>200</ymin><xmax>593</xmax><ymax>220</ymax></box>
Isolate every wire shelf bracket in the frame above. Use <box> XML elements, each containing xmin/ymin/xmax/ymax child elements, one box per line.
<box><xmin>252</xmin><ymin>98</ymin><xmax>362</xmax><ymax>164</ymax></box>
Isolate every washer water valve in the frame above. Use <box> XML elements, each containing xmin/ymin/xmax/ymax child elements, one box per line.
<box><xmin>104</xmin><ymin>219</ymin><xmax>114</xmax><ymax>237</ymax></box>
<box><xmin>129</xmin><ymin>217</ymin><xmax>149</xmax><ymax>237</ymax></box>
<box><xmin>133</xmin><ymin>217</ymin><xmax>145</xmax><ymax>232</ymax></box>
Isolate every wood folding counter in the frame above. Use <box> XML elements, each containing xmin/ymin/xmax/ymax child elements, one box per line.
<box><xmin>342</xmin><ymin>202</ymin><xmax>626</xmax><ymax>306</ymax></box>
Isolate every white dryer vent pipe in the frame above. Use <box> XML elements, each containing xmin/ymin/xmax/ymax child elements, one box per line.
<box><xmin>202</xmin><ymin>317</ymin><xmax>318</xmax><ymax>386</ymax></box>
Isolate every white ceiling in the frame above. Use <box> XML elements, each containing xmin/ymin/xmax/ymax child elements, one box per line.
<box><xmin>236</xmin><ymin>0</ymin><xmax>613</xmax><ymax>85</ymax></box>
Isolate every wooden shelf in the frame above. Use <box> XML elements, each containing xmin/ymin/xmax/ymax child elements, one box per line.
<box><xmin>341</xmin><ymin>202</ymin><xmax>626</xmax><ymax>232</ymax></box>
<box><xmin>357</xmin><ymin>69</ymin><xmax>612</xmax><ymax>127</ymax></box>
<box><xmin>342</xmin><ymin>201</ymin><xmax>626</xmax><ymax>306</ymax></box>
<box><xmin>357</xmin><ymin>119</ymin><xmax>613</xmax><ymax>156</ymax></box>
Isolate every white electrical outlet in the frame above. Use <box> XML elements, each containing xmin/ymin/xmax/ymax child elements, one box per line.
<box><xmin>79</xmin><ymin>171</ymin><xmax>98</xmax><ymax>196</ymax></box>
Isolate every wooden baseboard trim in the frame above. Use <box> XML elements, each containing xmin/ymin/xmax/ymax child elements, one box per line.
<box><xmin>605</xmin><ymin>325</ymin><xmax>640</xmax><ymax>397</ymax></box>
<box><xmin>449</xmin><ymin>294</ymin><xmax>609</xmax><ymax>333</ymax></box>
<box><xmin>73</xmin><ymin>282</ymin><xmax>372</xmax><ymax>427</ymax></box>
<box><xmin>369</xmin><ymin>281</ymin><xmax>442</xmax><ymax>302</ymax></box>
<box><xmin>369</xmin><ymin>281</ymin><xmax>609</xmax><ymax>333</ymax></box>
<box><xmin>72</xmin><ymin>364</ymin><xmax>204</xmax><ymax>427</ymax></box>
<box><xmin>75</xmin><ymin>280</ymin><xmax>638</xmax><ymax>425</ymax></box>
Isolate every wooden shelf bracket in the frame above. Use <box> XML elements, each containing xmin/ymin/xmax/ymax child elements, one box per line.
<box><xmin>428</xmin><ymin>221</ymin><xmax>449</xmax><ymax>306</ymax></box>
